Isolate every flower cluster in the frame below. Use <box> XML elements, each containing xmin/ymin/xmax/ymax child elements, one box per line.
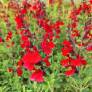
<box><xmin>0</xmin><ymin>0</ymin><xmax>91</xmax><ymax>83</ymax></box>
<box><xmin>60</xmin><ymin>0</ymin><xmax>92</xmax><ymax>76</ymax></box>
<box><xmin>13</xmin><ymin>0</ymin><xmax>64</xmax><ymax>82</ymax></box>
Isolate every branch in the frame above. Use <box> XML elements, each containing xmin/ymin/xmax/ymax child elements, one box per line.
<box><xmin>81</xmin><ymin>16</ymin><xmax>92</xmax><ymax>41</ymax></box>
<box><xmin>67</xmin><ymin>25</ymin><xmax>77</xmax><ymax>55</ymax></box>
<box><xmin>71</xmin><ymin>0</ymin><xmax>76</xmax><ymax>9</ymax></box>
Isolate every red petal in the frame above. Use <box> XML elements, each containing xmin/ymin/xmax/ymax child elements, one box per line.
<box><xmin>22</xmin><ymin>51</ymin><xmax>42</xmax><ymax>64</ymax></box>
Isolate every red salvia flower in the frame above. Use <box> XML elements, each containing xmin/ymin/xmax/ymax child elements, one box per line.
<box><xmin>49</xmin><ymin>0</ymin><xmax>54</xmax><ymax>4</ymax></box>
<box><xmin>20</xmin><ymin>35</ymin><xmax>31</xmax><ymax>48</ymax></box>
<box><xmin>54</xmin><ymin>21</ymin><xmax>64</xmax><ymax>29</ymax></box>
<box><xmin>6</xmin><ymin>31</ymin><xmax>12</xmax><ymax>41</ymax></box>
<box><xmin>15</xmin><ymin>15</ymin><xmax>23</xmax><ymax>28</ymax></box>
<box><xmin>30</xmin><ymin>69</ymin><xmax>44</xmax><ymax>82</ymax></box>
<box><xmin>60</xmin><ymin>58</ymin><xmax>70</xmax><ymax>67</ymax></box>
<box><xmin>65</xmin><ymin>67</ymin><xmax>76</xmax><ymax>76</ymax></box>
<box><xmin>0</xmin><ymin>37</ymin><xmax>3</xmax><ymax>43</ymax></box>
<box><xmin>61</xmin><ymin>47</ymin><xmax>73</xmax><ymax>56</ymax></box>
<box><xmin>41</xmin><ymin>40</ymin><xmax>55</xmax><ymax>55</ymax></box>
<box><xmin>22</xmin><ymin>51</ymin><xmax>42</xmax><ymax>65</ymax></box>
<box><xmin>62</xmin><ymin>40</ymin><xmax>73</xmax><ymax>56</ymax></box>
<box><xmin>70</xmin><ymin>56</ymin><xmax>87</xmax><ymax>67</ymax></box>
<box><xmin>16</xmin><ymin>67</ymin><xmax>23</xmax><ymax>76</ymax></box>
<box><xmin>72</xmin><ymin>30</ymin><xmax>80</xmax><ymax>37</ymax></box>
<box><xmin>56</xmin><ymin>21</ymin><xmax>64</xmax><ymax>26</ymax></box>
<box><xmin>7</xmin><ymin>67</ymin><xmax>13</xmax><ymax>73</ymax></box>
<box><xmin>86</xmin><ymin>45</ymin><xmax>92</xmax><ymax>51</ymax></box>
<box><xmin>38</xmin><ymin>19</ymin><xmax>53</xmax><ymax>33</ymax></box>
<box><xmin>43</xmin><ymin>56</ymin><xmax>51</xmax><ymax>67</ymax></box>
<box><xmin>21</xmin><ymin>8</ymin><xmax>27</xmax><ymax>15</ymax></box>
<box><xmin>62</xmin><ymin>40</ymin><xmax>71</xmax><ymax>47</ymax></box>
<box><xmin>21</xmin><ymin>41</ymin><xmax>31</xmax><ymax>48</ymax></box>
<box><xmin>17</xmin><ymin>59</ymin><xmax>23</xmax><ymax>67</ymax></box>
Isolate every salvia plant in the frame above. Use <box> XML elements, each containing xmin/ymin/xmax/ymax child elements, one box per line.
<box><xmin>0</xmin><ymin>0</ymin><xmax>92</xmax><ymax>92</ymax></box>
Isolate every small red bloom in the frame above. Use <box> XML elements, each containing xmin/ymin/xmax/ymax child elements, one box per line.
<box><xmin>72</xmin><ymin>30</ymin><xmax>80</xmax><ymax>37</ymax></box>
<box><xmin>21</xmin><ymin>8</ymin><xmax>27</xmax><ymax>14</ymax></box>
<box><xmin>16</xmin><ymin>67</ymin><xmax>23</xmax><ymax>76</ymax></box>
<box><xmin>38</xmin><ymin>19</ymin><xmax>53</xmax><ymax>33</ymax></box>
<box><xmin>62</xmin><ymin>40</ymin><xmax>73</xmax><ymax>56</ymax></box>
<box><xmin>49</xmin><ymin>0</ymin><xmax>54</xmax><ymax>4</ymax></box>
<box><xmin>17</xmin><ymin>59</ymin><xmax>23</xmax><ymax>67</ymax></box>
<box><xmin>7</xmin><ymin>67</ymin><xmax>13</xmax><ymax>73</ymax></box>
<box><xmin>20</xmin><ymin>35</ymin><xmax>31</xmax><ymax>48</ymax></box>
<box><xmin>60</xmin><ymin>59</ymin><xmax>69</xmax><ymax>67</ymax></box>
<box><xmin>15</xmin><ymin>15</ymin><xmax>23</xmax><ymax>28</ymax></box>
<box><xmin>70</xmin><ymin>56</ymin><xmax>87</xmax><ymax>66</ymax></box>
<box><xmin>62</xmin><ymin>40</ymin><xmax>71</xmax><ymax>47</ymax></box>
<box><xmin>65</xmin><ymin>67</ymin><xmax>75</xmax><ymax>76</ymax></box>
<box><xmin>48</xmin><ymin>41</ymin><xmax>55</xmax><ymax>49</ymax></box>
<box><xmin>70</xmin><ymin>58</ymin><xmax>81</xmax><ymax>66</ymax></box>
<box><xmin>30</xmin><ymin>70</ymin><xmax>44</xmax><ymax>82</ymax></box>
<box><xmin>6</xmin><ymin>31</ymin><xmax>12</xmax><ymax>41</ymax></box>
<box><xmin>61</xmin><ymin>47</ymin><xmax>73</xmax><ymax>56</ymax></box>
<box><xmin>21</xmin><ymin>40</ymin><xmax>31</xmax><ymax>48</ymax></box>
<box><xmin>41</xmin><ymin>40</ymin><xmax>55</xmax><ymax>55</ymax></box>
<box><xmin>0</xmin><ymin>37</ymin><xmax>3</xmax><ymax>43</ymax></box>
<box><xmin>86</xmin><ymin>45</ymin><xmax>92</xmax><ymax>51</ymax></box>
<box><xmin>54</xmin><ymin>21</ymin><xmax>64</xmax><ymax>28</ymax></box>
<box><xmin>43</xmin><ymin>56</ymin><xmax>51</xmax><ymax>67</ymax></box>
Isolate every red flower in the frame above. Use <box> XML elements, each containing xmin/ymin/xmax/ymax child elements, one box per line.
<box><xmin>71</xmin><ymin>22</ymin><xmax>77</xmax><ymax>28</ymax></box>
<box><xmin>60</xmin><ymin>59</ymin><xmax>69</xmax><ymax>67</ymax></box>
<box><xmin>22</xmin><ymin>51</ymin><xmax>42</xmax><ymax>65</ymax></box>
<box><xmin>30</xmin><ymin>70</ymin><xmax>44</xmax><ymax>82</ymax></box>
<box><xmin>65</xmin><ymin>67</ymin><xmax>75</xmax><ymax>76</ymax></box>
<box><xmin>70</xmin><ymin>58</ymin><xmax>81</xmax><ymax>66</ymax></box>
<box><xmin>54</xmin><ymin>21</ymin><xmax>64</xmax><ymax>28</ymax></box>
<box><xmin>7</xmin><ymin>67</ymin><xmax>13</xmax><ymax>73</ymax></box>
<box><xmin>70</xmin><ymin>56</ymin><xmax>87</xmax><ymax>66</ymax></box>
<box><xmin>43</xmin><ymin>56</ymin><xmax>51</xmax><ymax>67</ymax></box>
<box><xmin>49</xmin><ymin>0</ymin><xmax>54</xmax><ymax>4</ymax></box>
<box><xmin>21</xmin><ymin>35</ymin><xmax>29</xmax><ymax>41</ymax></box>
<box><xmin>72</xmin><ymin>30</ymin><xmax>80</xmax><ymax>37</ymax></box>
<box><xmin>16</xmin><ymin>67</ymin><xmax>23</xmax><ymax>76</ymax></box>
<box><xmin>17</xmin><ymin>59</ymin><xmax>23</xmax><ymax>67</ymax></box>
<box><xmin>48</xmin><ymin>41</ymin><xmax>55</xmax><ymax>49</ymax></box>
<box><xmin>76</xmin><ymin>7</ymin><xmax>82</xmax><ymax>15</ymax></box>
<box><xmin>62</xmin><ymin>40</ymin><xmax>71</xmax><ymax>47</ymax></box>
<box><xmin>15</xmin><ymin>15</ymin><xmax>23</xmax><ymax>28</ymax></box>
<box><xmin>21</xmin><ymin>40</ymin><xmax>31</xmax><ymax>48</ymax></box>
<box><xmin>0</xmin><ymin>37</ymin><xmax>3</xmax><ymax>43</ymax></box>
<box><xmin>38</xmin><ymin>19</ymin><xmax>53</xmax><ymax>33</ymax></box>
<box><xmin>6</xmin><ymin>31</ymin><xmax>12</xmax><ymax>41</ymax></box>
<box><xmin>21</xmin><ymin>8</ymin><xmax>27</xmax><ymax>15</ymax></box>
<box><xmin>86</xmin><ymin>45</ymin><xmax>92</xmax><ymax>51</ymax></box>
<box><xmin>61</xmin><ymin>47</ymin><xmax>73</xmax><ymax>56</ymax></box>
<box><xmin>41</xmin><ymin>40</ymin><xmax>55</xmax><ymax>55</ymax></box>
<box><xmin>20</xmin><ymin>35</ymin><xmax>31</xmax><ymax>48</ymax></box>
<box><xmin>62</xmin><ymin>40</ymin><xmax>73</xmax><ymax>56</ymax></box>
